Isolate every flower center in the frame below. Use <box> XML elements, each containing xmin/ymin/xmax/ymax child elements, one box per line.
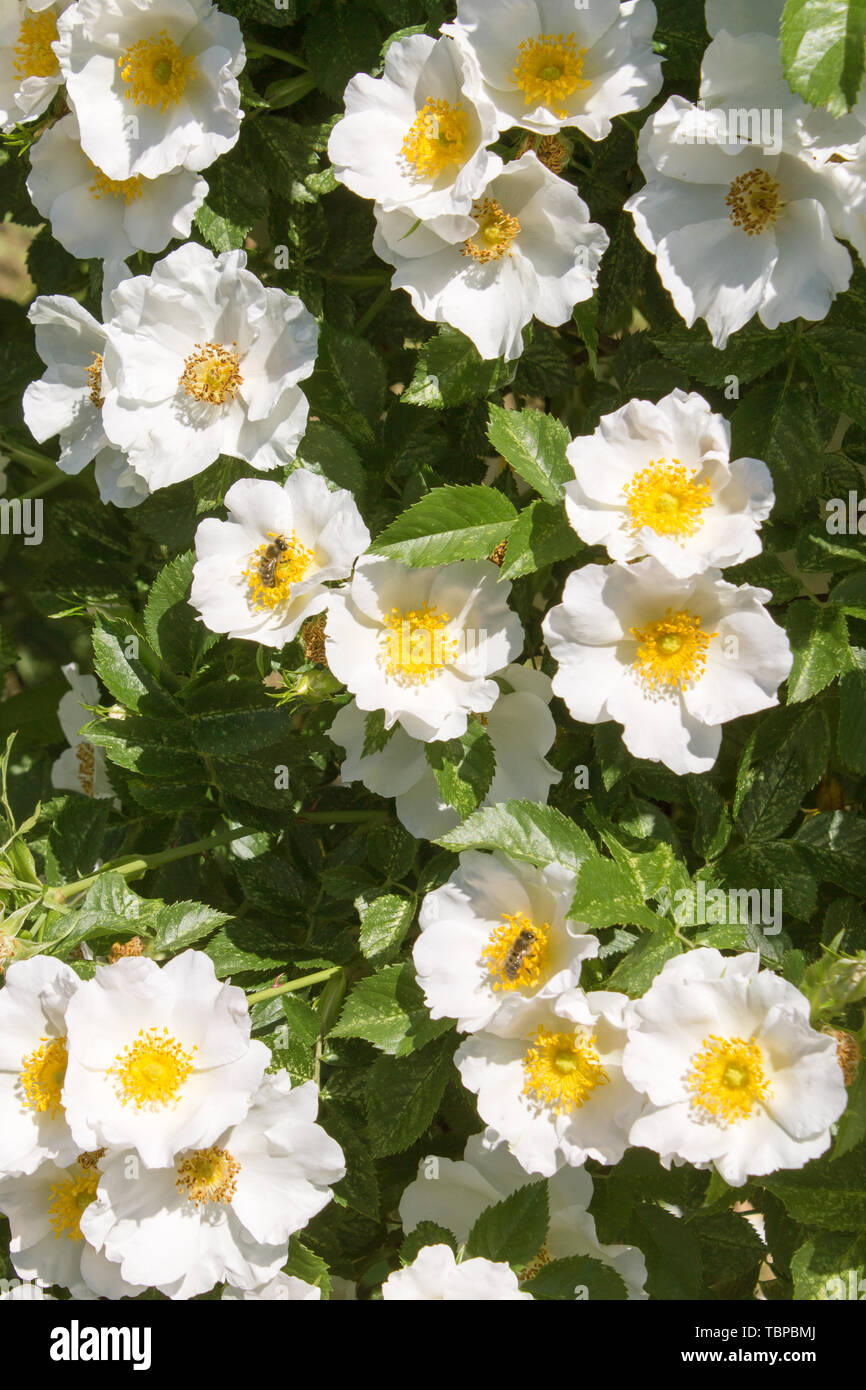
<box><xmin>88</xmin><ymin>161</ymin><xmax>144</xmax><ymax>205</ymax></box>
<box><xmin>118</xmin><ymin>31</ymin><xmax>196</xmax><ymax>111</ymax></box>
<box><xmin>462</xmin><ymin>198</ymin><xmax>521</xmax><ymax>264</ymax></box>
<box><xmin>482</xmin><ymin>912</ymin><xmax>550</xmax><ymax>992</ymax></box>
<box><xmin>110</xmin><ymin>1027</ymin><xmax>197</xmax><ymax>1108</ymax></box>
<box><xmin>687</xmin><ymin>1035</ymin><xmax>771</xmax><ymax>1123</ymax></box>
<box><xmin>380</xmin><ymin>605</ymin><xmax>458</xmax><ymax>685</ymax></box>
<box><xmin>176</xmin><ymin>1146</ymin><xmax>240</xmax><ymax>1207</ymax></box>
<box><xmin>624</xmin><ymin>460</ymin><xmax>712</xmax><ymax>539</ymax></box>
<box><xmin>85</xmin><ymin>355</ymin><xmax>104</xmax><ymax>411</ymax></box>
<box><xmin>14</xmin><ymin>11</ymin><xmax>59</xmax><ymax>79</ymax></box>
<box><xmin>726</xmin><ymin>168</ymin><xmax>782</xmax><ymax>236</ymax></box>
<box><xmin>522</xmin><ymin>1028</ymin><xmax>609</xmax><ymax>1115</ymax></box>
<box><xmin>47</xmin><ymin>1167</ymin><xmax>99</xmax><ymax>1242</ymax></box>
<box><xmin>401</xmin><ymin>98</ymin><xmax>470</xmax><ymax>180</ymax></box>
<box><xmin>630</xmin><ymin>608</ymin><xmax>716</xmax><ymax>691</ymax></box>
<box><xmin>179</xmin><ymin>343</ymin><xmax>243</xmax><ymax>405</ymax></box>
<box><xmin>512</xmin><ymin>33</ymin><xmax>590</xmax><ymax>118</ymax></box>
<box><xmin>76</xmin><ymin>740</ymin><xmax>96</xmax><ymax>795</ymax></box>
<box><xmin>520</xmin><ymin>1244</ymin><xmax>551</xmax><ymax>1283</ymax></box>
<box><xmin>19</xmin><ymin>1037</ymin><xmax>68</xmax><ymax>1118</ymax></box>
<box><xmin>243</xmin><ymin>531</ymin><xmax>316</xmax><ymax>611</ymax></box>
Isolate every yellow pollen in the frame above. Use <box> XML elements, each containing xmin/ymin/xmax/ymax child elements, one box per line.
<box><xmin>88</xmin><ymin>160</ymin><xmax>144</xmax><ymax>205</ymax></box>
<box><xmin>13</xmin><ymin>11</ymin><xmax>59</xmax><ymax>79</ymax></box>
<box><xmin>176</xmin><ymin>1146</ymin><xmax>240</xmax><ymax>1207</ymax></box>
<box><xmin>47</xmin><ymin>1168</ymin><xmax>99</xmax><ymax>1242</ymax></box>
<box><xmin>242</xmin><ymin>530</ymin><xmax>316</xmax><ymax>611</ymax></box>
<box><xmin>380</xmin><ymin>604</ymin><xmax>458</xmax><ymax>685</ymax></box>
<box><xmin>482</xmin><ymin>912</ymin><xmax>550</xmax><ymax>992</ymax></box>
<box><xmin>726</xmin><ymin>168</ymin><xmax>782</xmax><ymax>235</ymax></box>
<box><xmin>624</xmin><ymin>459</ymin><xmax>712</xmax><ymax>539</ymax></box>
<box><xmin>522</xmin><ymin>1028</ymin><xmax>609</xmax><ymax>1115</ymax></box>
<box><xmin>687</xmin><ymin>1035</ymin><xmax>770</xmax><ymax>1123</ymax></box>
<box><xmin>462</xmin><ymin>198</ymin><xmax>521</xmax><ymax>264</ymax></box>
<box><xmin>512</xmin><ymin>33</ymin><xmax>590</xmax><ymax>119</ymax></box>
<box><xmin>110</xmin><ymin>1026</ymin><xmax>196</xmax><ymax>1108</ymax></box>
<box><xmin>520</xmin><ymin>1244</ymin><xmax>551</xmax><ymax>1283</ymax></box>
<box><xmin>19</xmin><ymin>1037</ymin><xmax>68</xmax><ymax>1118</ymax></box>
<box><xmin>76</xmin><ymin>740</ymin><xmax>96</xmax><ymax>795</ymax></box>
<box><xmin>179</xmin><ymin>343</ymin><xmax>243</xmax><ymax>405</ymax></box>
<box><xmin>401</xmin><ymin>98</ymin><xmax>470</xmax><ymax>179</ymax></box>
<box><xmin>85</xmin><ymin>356</ymin><xmax>104</xmax><ymax>411</ymax></box>
<box><xmin>630</xmin><ymin>608</ymin><xmax>716</xmax><ymax>691</ymax></box>
<box><xmin>118</xmin><ymin>31</ymin><xmax>195</xmax><ymax>111</ymax></box>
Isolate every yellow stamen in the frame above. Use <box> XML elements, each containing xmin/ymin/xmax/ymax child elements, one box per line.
<box><xmin>624</xmin><ymin>459</ymin><xmax>713</xmax><ymax>539</ymax></box>
<box><xmin>176</xmin><ymin>1145</ymin><xmax>240</xmax><ymax>1207</ymax></box>
<box><xmin>118</xmin><ymin>31</ymin><xmax>195</xmax><ymax>111</ymax></box>
<box><xmin>482</xmin><ymin>912</ymin><xmax>550</xmax><ymax>992</ymax></box>
<box><xmin>19</xmin><ymin>1038</ymin><xmax>68</xmax><ymax>1118</ymax></box>
<box><xmin>726</xmin><ymin>168</ymin><xmax>782</xmax><ymax>236</ymax></box>
<box><xmin>47</xmin><ymin>1167</ymin><xmax>99</xmax><ymax>1242</ymax></box>
<box><xmin>687</xmin><ymin>1035</ymin><xmax>770</xmax><ymax>1123</ymax></box>
<box><xmin>462</xmin><ymin>198</ymin><xmax>521</xmax><ymax>264</ymax></box>
<box><xmin>512</xmin><ymin>33</ymin><xmax>590</xmax><ymax>119</ymax></box>
<box><xmin>401</xmin><ymin>98</ymin><xmax>470</xmax><ymax>179</ymax></box>
<box><xmin>76</xmin><ymin>741</ymin><xmax>96</xmax><ymax>796</ymax></box>
<box><xmin>85</xmin><ymin>356</ymin><xmax>104</xmax><ymax>411</ymax></box>
<box><xmin>630</xmin><ymin>608</ymin><xmax>716</xmax><ymax>691</ymax></box>
<box><xmin>522</xmin><ymin>1027</ymin><xmax>609</xmax><ymax>1115</ymax></box>
<box><xmin>13</xmin><ymin>11</ymin><xmax>59</xmax><ymax>80</ymax></box>
<box><xmin>110</xmin><ymin>1026</ymin><xmax>196</xmax><ymax>1108</ymax></box>
<box><xmin>88</xmin><ymin>161</ymin><xmax>144</xmax><ymax>205</ymax></box>
<box><xmin>380</xmin><ymin>604</ymin><xmax>457</xmax><ymax>685</ymax></box>
<box><xmin>242</xmin><ymin>530</ymin><xmax>316</xmax><ymax>611</ymax></box>
<box><xmin>179</xmin><ymin>343</ymin><xmax>243</xmax><ymax>405</ymax></box>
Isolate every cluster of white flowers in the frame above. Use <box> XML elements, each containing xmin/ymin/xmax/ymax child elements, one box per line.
<box><xmin>329</xmin><ymin>0</ymin><xmax>665</xmax><ymax>360</ymax></box>
<box><xmin>627</xmin><ymin>0</ymin><xmax>866</xmax><ymax>346</ymax></box>
<box><xmin>416</xmin><ymin>855</ymin><xmax>847</xmax><ymax>1190</ymax></box>
<box><xmin>0</xmin><ymin>950</ymin><xmax>344</xmax><ymax>1298</ymax></box>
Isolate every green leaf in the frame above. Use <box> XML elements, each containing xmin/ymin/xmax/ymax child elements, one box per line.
<box><xmin>144</xmin><ymin>551</ymin><xmax>217</xmax><ymax>673</ymax></box>
<box><xmin>729</xmin><ymin>383</ymin><xmax>824</xmax><ymax>522</ymax></box>
<box><xmin>795</xmin><ymin>811</ymin><xmax>866</xmax><ymax>889</ymax></box>
<box><xmin>791</xmin><ymin>1230</ymin><xmax>866</xmax><ymax>1300</ymax></box>
<box><xmin>151</xmin><ymin>901</ymin><xmax>230</xmax><ymax>953</ymax></box>
<box><xmin>498</xmin><ymin>499</ymin><xmax>583</xmax><ymax>581</ymax></box>
<box><xmin>92</xmin><ymin>622</ymin><xmax>178</xmax><ymax>719</ymax></box>
<box><xmin>424</xmin><ymin>719</ymin><xmax>496</xmax><ymax>819</ymax></box>
<box><xmin>572</xmin><ymin>299</ymin><xmax>599</xmax><ymax>375</ymax></box>
<box><xmin>400</xmin><ymin>1222</ymin><xmax>458</xmax><ymax>1264</ymax></box>
<box><xmin>833</xmin><ymin>1065</ymin><xmax>866</xmax><ymax>1159</ymax></box>
<box><xmin>761</xmin><ymin>1147</ymin><xmax>866</xmax><ymax>1229</ymax></box>
<box><xmin>486</xmin><ymin>405</ymin><xmax>572</xmax><ymax>504</ymax></box>
<box><xmin>365</xmin><ymin>1034</ymin><xmax>455</xmax><ymax>1156</ymax></box>
<box><xmin>305</xmin><ymin>325</ymin><xmax>385</xmax><ymax>448</ymax></box>
<box><xmin>784</xmin><ymin>601</ymin><xmax>851</xmax><ymax>702</ymax></box>
<box><xmin>330</xmin><ymin>963</ymin><xmax>452</xmax><ymax>1056</ymax></box>
<box><xmin>716</xmin><ymin>841</ymin><xmax>817</xmax><ymax>925</ymax></box>
<box><xmin>371</xmin><ymin>485</ymin><xmax>516</xmax><ymax>566</ymax></box>
<box><xmin>187</xmin><ymin>680</ymin><xmax>295</xmax><ymax>756</ymax></box>
<box><xmin>800</xmin><ymin>325</ymin><xmax>866</xmax><ymax>428</ymax></box>
<box><xmin>653</xmin><ymin>319</ymin><xmax>795</xmax><ymax>387</ymax></box>
<box><xmin>735</xmin><ymin>703</ymin><xmax>830</xmax><ymax>839</ymax></box>
<box><xmin>402</xmin><ymin>327</ymin><xmax>513</xmax><ymax>408</ymax></box>
<box><xmin>781</xmin><ymin>0</ymin><xmax>866</xmax><ymax>115</ymax></box>
<box><xmin>284</xmin><ymin>1236</ymin><xmax>331</xmax><ymax>1297</ymax></box>
<box><xmin>569</xmin><ymin>857</ymin><xmax>667</xmax><ymax>933</ymax></box>
<box><xmin>297</xmin><ymin>422</ymin><xmax>365</xmax><ymax>499</ymax></box>
<box><xmin>361</xmin><ymin>709</ymin><xmax>397</xmax><ymax>758</ymax></box>
<box><xmin>357</xmin><ymin>893</ymin><xmax>415</xmax><ymax>964</ymax></box>
<box><xmin>605</xmin><ymin>924</ymin><xmax>683</xmax><ymax>995</ymax></box>
<box><xmin>435</xmin><ymin>799</ymin><xmax>595</xmax><ymax>872</ymax></box>
<box><xmin>626</xmin><ymin>1203</ymin><xmax>704</xmax><ymax>1300</ymax></box>
<box><xmin>690</xmin><ymin>1210</ymin><xmax>766</xmax><ymax>1299</ymax></box>
<box><xmin>464</xmin><ymin>1181</ymin><xmax>548</xmax><ymax>1267</ymax></box>
<box><xmin>838</xmin><ymin>669</ymin><xmax>866</xmax><ymax>773</ymax></box>
<box><xmin>523</xmin><ymin>1254</ymin><xmax>628</xmax><ymax>1300</ymax></box>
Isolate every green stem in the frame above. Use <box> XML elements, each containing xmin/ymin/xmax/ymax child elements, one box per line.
<box><xmin>247</xmin><ymin>42</ymin><xmax>308</xmax><ymax>69</ymax></box>
<box><xmin>22</xmin><ymin>472</ymin><xmax>69</xmax><ymax>500</ymax></box>
<box><xmin>44</xmin><ymin>824</ymin><xmax>258</xmax><ymax>905</ymax></box>
<box><xmin>355</xmin><ymin>283</ymin><xmax>392</xmax><ymax>335</ymax></box>
<box><xmin>247</xmin><ymin>966</ymin><xmax>341</xmax><ymax>1005</ymax></box>
<box><xmin>1</xmin><ymin>441</ymin><xmax>57</xmax><ymax>471</ymax></box>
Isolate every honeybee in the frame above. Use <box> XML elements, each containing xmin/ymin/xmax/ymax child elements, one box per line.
<box><xmin>503</xmin><ymin>927</ymin><xmax>537</xmax><ymax>983</ymax></box>
<box><xmin>258</xmin><ymin>535</ymin><xmax>290</xmax><ymax>588</ymax></box>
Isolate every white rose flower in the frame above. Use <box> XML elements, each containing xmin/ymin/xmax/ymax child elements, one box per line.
<box><xmin>414</xmin><ymin>850</ymin><xmax>598</xmax><ymax>1032</ymax></box>
<box><xmin>62</xmin><ymin>950</ymin><xmax>269</xmax><ymax>1168</ymax></box>
<box><xmin>328</xmin><ymin>33</ymin><xmax>502</xmax><ymax>236</ymax></box>
<box><xmin>0</xmin><ymin>1153</ymin><xmax>144</xmax><ymax>1299</ymax></box>
<box><xmin>444</xmin><ymin>0</ymin><xmax>662</xmax><ymax>140</ymax></box>
<box><xmin>0</xmin><ymin>955</ymin><xmax>80</xmax><ymax>1177</ymax></box>
<box><xmin>625</xmin><ymin>92</ymin><xmax>854</xmax><ymax>348</ymax></box>
<box><xmin>81</xmin><ymin>1074</ymin><xmax>345</xmax><ymax>1300</ymax></box>
<box><xmin>325</xmin><ymin>555</ymin><xmax>524</xmax><ymax>743</ymax></box>
<box><xmin>329</xmin><ymin>663</ymin><xmax>560</xmax><ymax>840</ymax></box>
<box><xmin>222</xmin><ymin>1273</ymin><xmax>322</xmax><ymax>1300</ymax></box>
<box><xmin>623</xmin><ymin>949</ymin><xmax>848</xmax><ymax>1187</ymax></box>
<box><xmin>381</xmin><ymin>1242</ymin><xmax>533</xmax><ymax>1300</ymax></box>
<box><xmin>56</xmin><ymin>0</ymin><xmax>245</xmax><ymax>181</ymax></box>
<box><xmin>542</xmin><ymin>560</ymin><xmax>792</xmax><ymax>776</ymax></box>
<box><xmin>27</xmin><ymin>113</ymin><xmax>208</xmax><ymax>261</ymax></box>
<box><xmin>0</xmin><ymin>1281</ymin><xmax>56</xmax><ymax>1299</ymax></box>
<box><xmin>373</xmin><ymin>152</ymin><xmax>608</xmax><ymax>362</ymax></box>
<box><xmin>455</xmin><ymin>989</ymin><xmax>644</xmax><ymax>1176</ymax></box>
<box><xmin>0</xmin><ymin>1</ymin><xmax>66</xmax><ymax>134</ymax></box>
<box><xmin>51</xmin><ymin>663</ymin><xmax>114</xmax><ymax>799</ymax></box>
<box><xmin>563</xmin><ymin>389</ymin><xmax>774</xmax><ymax>576</ymax></box>
<box><xmin>190</xmin><ymin>470</ymin><xmax>370</xmax><ymax>648</ymax></box>
<box><xmin>101</xmin><ymin>243</ymin><xmax>319</xmax><ymax>490</ymax></box>
<box><xmin>400</xmin><ymin>1131</ymin><xmax>647</xmax><ymax>1297</ymax></box>
<box><xmin>704</xmin><ymin>0</ymin><xmax>781</xmax><ymax>35</ymax></box>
